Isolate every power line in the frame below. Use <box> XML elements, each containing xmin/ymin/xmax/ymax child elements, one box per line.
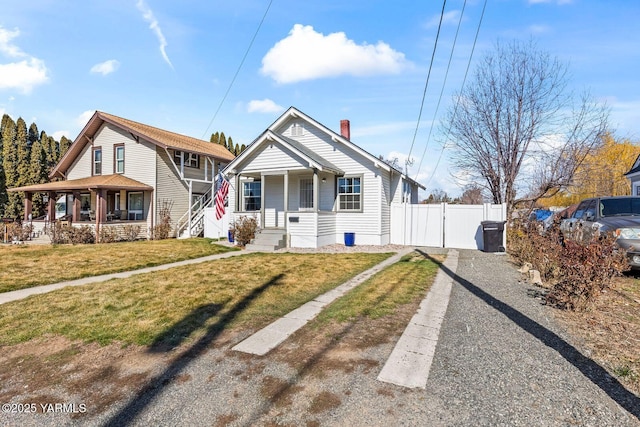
<box><xmin>414</xmin><ymin>0</ymin><xmax>467</xmax><ymax>182</ymax></box>
<box><xmin>423</xmin><ymin>0</ymin><xmax>488</xmax><ymax>191</ymax></box>
<box><xmin>406</xmin><ymin>0</ymin><xmax>448</xmax><ymax>174</ymax></box>
<box><xmin>201</xmin><ymin>0</ymin><xmax>274</xmax><ymax>140</ymax></box>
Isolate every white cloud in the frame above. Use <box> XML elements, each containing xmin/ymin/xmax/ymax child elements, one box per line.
<box><xmin>528</xmin><ymin>24</ymin><xmax>551</xmax><ymax>34</ymax></box>
<box><xmin>425</xmin><ymin>10</ymin><xmax>461</xmax><ymax>28</ymax></box>
<box><xmin>261</xmin><ymin>24</ymin><xmax>410</xmax><ymax>84</ymax></box>
<box><xmin>90</xmin><ymin>59</ymin><xmax>120</xmax><ymax>76</ymax></box>
<box><xmin>0</xmin><ymin>26</ymin><xmax>49</xmax><ymax>94</ymax></box>
<box><xmin>76</xmin><ymin>110</ymin><xmax>96</xmax><ymax>127</ymax></box>
<box><xmin>52</xmin><ymin>130</ymin><xmax>70</xmax><ymax>141</ymax></box>
<box><xmin>136</xmin><ymin>0</ymin><xmax>173</xmax><ymax>68</ymax></box>
<box><xmin>247</xmin><ymin>99</ymin><xmax>284</xmax><ymax>114</ymax></box>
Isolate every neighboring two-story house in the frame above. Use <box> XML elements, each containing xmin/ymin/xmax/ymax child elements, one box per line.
<box><xmin>9</xmin><ymin>111</ymin><xmax>234</xmax><ymax>239</ymax></box>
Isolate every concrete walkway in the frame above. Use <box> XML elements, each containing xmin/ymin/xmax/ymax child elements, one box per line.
<box><xmin>377</xmin><ymin>249</ymin><xmax>458</xmax><ymax>388</ymax></box>
<box><xmin>233</xmin><ymin>247</ymin><xmax>416</xmax><ymax>355</ymax></box>
<box><xmin>0</xmin><ymin>250</ymin><xmax>245</xmax><ymax>305</ymax></box>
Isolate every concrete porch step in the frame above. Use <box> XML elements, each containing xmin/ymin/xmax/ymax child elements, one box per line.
<box><xmin>246</xmin><ymin>228</ymin><xmax>286</xmax><ymax>252</ymax></box>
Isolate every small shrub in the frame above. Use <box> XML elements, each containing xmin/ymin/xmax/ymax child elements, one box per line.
<box><xmin>508</xmin><ymin>217</ymin><xmax>629</xmax><ymax>311</ymax></box>
<box><xmin>99</xmin><ymin>226</ymin><xmax>120</xmax><ymax>243</ymax></box>
<box><xmin>230</xmin><ymin>216</ymin><xmax>258</xmax><ymax>247</ymax></box>
<box><xmin>6</xmin><ymin>223</ymin><xmax>32</xmax><ymax>242</ymax></box>
<box><xmin>122</xmin><ymin>224</ymin><xmax>142</xmax><ymax>242</ymax></box>
<box><xmin>153</xmin><ymin>199</ymin><xmax>173</xmax><ymax>240</ymax></box>
<box><xmin>48</xmin><ymin>223</ymin><xmax>95</xmax><ymax>244</ymax></box>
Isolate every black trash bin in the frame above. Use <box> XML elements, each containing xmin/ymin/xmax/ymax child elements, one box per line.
<box><xmin>481</xmin><ymin>220</ymin><xmax>505</xmax><ymax>252</ymax></box>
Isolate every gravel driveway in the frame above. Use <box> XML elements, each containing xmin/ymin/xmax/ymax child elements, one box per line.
<box><xmin>4</xmin><ymin>248</ymin><xmax>639</xmax><ymax>426</ymax></box>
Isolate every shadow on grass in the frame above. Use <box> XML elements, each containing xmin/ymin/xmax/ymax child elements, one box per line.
<box><xmin>417</xmin><ymin>249</ymin><xmax>640</xmax><ymax>422</ymax></box>
<box><xmin>103</xmin><ymin>273</ymin><xmax>284</xmax><ymax>427</ymax></box>
<box><xmin>148</xmin><ymin>303</ymin><xmax>224</xmax><ymax>353</ymax></box>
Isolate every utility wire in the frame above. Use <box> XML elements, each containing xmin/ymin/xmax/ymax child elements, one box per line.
<box><xmin>423</xmin><ymin>0</ymin><xmax>488</xmax><ymax>190</ymax></box>
<box><xmin>413</xmin><ymin>0</ymin><xmax>467</xmax><ymax>181</ymax></box>
<box><xmin>201</xmin><ymin>0</ymin><xmax>274</xmax><ymax>140</ymax></box>
<box><xmin>406</xmin><ymin>0</ymin><xmax>448</xmax><ymax>174</ymax></box>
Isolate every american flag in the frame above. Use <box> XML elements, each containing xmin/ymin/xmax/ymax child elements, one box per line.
<box><xmin>215</xmin><ymin>174</ymin><xmax>229</xmax><ymax>220</ymax></box>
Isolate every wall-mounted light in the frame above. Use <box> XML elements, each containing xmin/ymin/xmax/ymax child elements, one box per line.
<box><xmin>321</xmin><ymin>177</ymin><xmax>327</xmax><ymax>183</ymax></box>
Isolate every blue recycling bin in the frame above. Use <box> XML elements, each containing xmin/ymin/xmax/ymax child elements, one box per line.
<box><xmin>344</xmin><ymin>232</ymin><xmax>355</xmax><ymax>247</ymax></box>
<box><xmin>228</xmin><ymin>230</ymin><xmax>234</xmax><ymax>243</ymax></box>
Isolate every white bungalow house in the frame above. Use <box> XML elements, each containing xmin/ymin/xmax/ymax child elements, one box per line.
<box><xmin>220</xmin><ymin>107</ymin><xmax>424</xmax><ymax>249</ymax></box>
<box><xmin>10</xmin><ymin>111</ymin><xmax>235</xmax><ymax>240</ymax></box>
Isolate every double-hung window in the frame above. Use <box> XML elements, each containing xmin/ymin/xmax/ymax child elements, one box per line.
<box><xmin>174</xmin><ymin>150</ymin><xmax>200</xmax><ymax>168</ymax></box>
<box><xmin>128</xmin><ymin>192</ymin><xmax>144</xmax><ymax>220</ymax></box>
<box><xmin>92</xmin><ymin>147</ymin><xmax>102</xmax><ymax>175</ymax></box>
<box><xmin>243</xmin><ymin>181</ymin><xmax>261</xmax><ymax>211</ymax></box>
<box><xmin>114</xmin><ymin>145</ymin><xmax>124</xmax><ymax>173</ymax></box>
<box><xmin>337</xmin><ymin>176</ymin><xmax>362</xmax><ymax>211</ymax></box>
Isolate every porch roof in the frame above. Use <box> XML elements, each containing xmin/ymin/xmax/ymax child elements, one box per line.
<box><xmin>8</xmin><ymin>174</ymin><xmax>154</xmax><ymax>193</ymax></box>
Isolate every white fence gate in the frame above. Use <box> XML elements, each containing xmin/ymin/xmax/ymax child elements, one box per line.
<box><xmin>390</xmin><ymin>203</ymin><xmax>507</xmax><ymax>249</ymax></box>
<box><xmin>203</xmin><ymin>207</ymin><xmax>231</xmax><ymax>240</ymax></box>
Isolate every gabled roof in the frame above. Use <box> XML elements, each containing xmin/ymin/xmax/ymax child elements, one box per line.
<box><xmin>8</xmin><ymin>174</ymin><xmax>153</xmax><ymax>193</ymax></box>
<box><xmin>51</xmin><ymin>111</ymin><xmax>235</xmax><ymax>179</ymax></box>
<box><xmin>224</xmin><ymin>106</ymin><xmax>425</xmax><ymax>189</ymax></box>
<box><xmin>625</xmin><ymin>153</ymin><xmax>640</xmax><ymax>176</ymax></box>
<box><xmin>224</xmin><ymin>129</ymin><xmax>343</xmax><ymax>175</ymax></box>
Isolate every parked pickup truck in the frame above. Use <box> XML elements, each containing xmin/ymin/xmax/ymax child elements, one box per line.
<box><xmin>559</xmin><ymin>196</ymin><xmax>640</xmax><ymax>269</ymax></box>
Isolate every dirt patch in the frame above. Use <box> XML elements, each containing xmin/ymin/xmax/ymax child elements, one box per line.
<box><xmin>0</xmin><ymin>335</ymin><xmax>169</xmax><ymax>417</ymax></box>
<box><xmin>553</xmin><ymin>275</ymin><xmax>640</xmax><ymax>395</ymax></box>
<box><xmin>309</xmin><ymin>391</ymin><xmax>342</xmax><ymax>414</ymax></box>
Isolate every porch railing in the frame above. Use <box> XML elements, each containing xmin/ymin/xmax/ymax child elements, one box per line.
<box><xmin>175</xmin><ymin>188</ymin><xmax>214</xmax><ymax>238</ymax></box>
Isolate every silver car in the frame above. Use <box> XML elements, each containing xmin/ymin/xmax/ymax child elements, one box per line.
<box><xmin>560</xmin><ymin>196</ymin><xmax>640</xmax><ymax>268</ymax></box>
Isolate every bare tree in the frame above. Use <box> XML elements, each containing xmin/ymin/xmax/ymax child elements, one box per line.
<box><xmin>460</xmin><ymin>183</ymin><xmax>485</xmax><ymax>204</ymax></box>
<box><xmin>444</xmin><ymin>40</ymin><xmax>608</xmax><ymax>214</ymax></box>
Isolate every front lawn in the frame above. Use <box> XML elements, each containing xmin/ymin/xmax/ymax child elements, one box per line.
<box><xmin>0</xmin><ymin>238</ymin><xmax>237</xmax><ymax>293</ymax></box>
<box><xmin>0</xmin><ymin>252</ymin><xmax>391</xmax><ymax>347</ymax></box>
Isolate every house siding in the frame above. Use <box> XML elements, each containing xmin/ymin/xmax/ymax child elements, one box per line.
<box><xmin>156</xmin><ymin>147</ymin><xmax>189</xmax><ymax>230</ymax></box>
<box><xmin>242</xmin><ymin>141</ymin><xmax>307</xmax><ymax>173</ymax></box>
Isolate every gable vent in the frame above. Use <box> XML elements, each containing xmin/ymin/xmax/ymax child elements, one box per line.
<box><xmin>291</xmin><ymin>123</ymin><xmax>304</xmax><ymax>137</ymax></box>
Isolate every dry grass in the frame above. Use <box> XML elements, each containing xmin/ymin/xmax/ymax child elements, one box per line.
<box><xmin>315</xmin><ymin>251</ymin><xmax>442</xmax><ymax>324</ymax></box>
<box><xmin>0</xmin><ymin>238</ymin><xmax>236</xmax><ymax>293</ymax></box>
<box><xmin>554</xmin><ymin>273</ymin><xmax>640</xmax><ymax>395</ymax></box>
<box><xmin>0</xmin><ymin>252</ymin><xmax>390</xmax><ymax>347</ymax></box>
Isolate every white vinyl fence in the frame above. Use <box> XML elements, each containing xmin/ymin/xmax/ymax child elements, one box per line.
<box><xmin>203</xmin><ymin>207</ymin><xmax>231</xmax><ymax>240</ymax></box>
<box><xmin>390</xmin><ymin>203</ymin><xmax>507</xmax><ymax>249</ymax></box>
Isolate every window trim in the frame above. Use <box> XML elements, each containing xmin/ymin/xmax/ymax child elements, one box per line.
<box><xmin>337</xmin><ymin>175</ymin><xmax>363</xmax><ymax>212</ymax></box>
<box><xmin>242</xmin><ymin>180</ymin><xmax>261</xmax><ymax>212</ymax></box>
<box><xmin>299</xmin><ymin>177</ymin><xmax>314</xmax><ymax>210</ymax></box>
<box><xmin>114</xmin><ymin>144</ymin><xmax>125</xmax><ymax>174</ymax></box>
<box><xmin>173</xmin><ymin>150</ymin><xmax>200</xmax><ymax>169</ymax></box>
<box><xmin>92</xmin><ymin>146</ymin><xmax>102</xmax><ymax>176</ymax></box>
<box><xmin>127</xmin><ymin>191</ymin><xmax>144</xmax><ymax>220</ymax></box>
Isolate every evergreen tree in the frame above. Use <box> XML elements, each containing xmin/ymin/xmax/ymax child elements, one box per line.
<box><xmin>59</xmin><ymin>135</ymin><xmax>71</xmax><ymax>159</ymax></box>
<box><xmin>0</xmin><ymin>115</ymin><xmax>9</xmax><ymax>216</ymax></box>
<box><xmin>15</xmin><ymin>118</ymin><xmax>30</xmax><ymax>187</ymax></box>
<box><xmin>219</xmin><ymin>132</ymin><xmax>227</xmax><ymax>150</ymax></box>
<box><xmin>210</xmin><ymin>131</ymin><xmax>219</xmax><ymax>145</ymax></box>
<box><xmin>28</xmin><ymin>123</ymin><xmax>38</xmax><ymax>147</ymax></box>
<box><xmin>240</xmin><ymin>143</ymin><xmax>246</xmax><ymax>154</ymax></box>
<box><xmin>28</xmin><ymin>137</ymin><xmax>47</xmax><ymax>217</ymax></box>
<box><xmin>2</xmin><ymin>116</ymin><xmax>18</xmax><ymax>218</ymax></box>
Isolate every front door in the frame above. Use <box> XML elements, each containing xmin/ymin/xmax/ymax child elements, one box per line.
<box><xmin>264</xmin><ymin>175</ymin><xmax>284</xmax><ymax>228</ymax></box>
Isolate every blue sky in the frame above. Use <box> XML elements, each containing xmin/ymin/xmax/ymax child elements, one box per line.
<box><xmin>1</xmin><ymin>0</ymin><xmax>639</xmax><ymax>197</ymax></box>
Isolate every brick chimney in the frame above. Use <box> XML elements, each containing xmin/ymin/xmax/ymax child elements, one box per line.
<box><xmin>340</xmin><ymin>119</ymin><xmax>350</xmax><ymax>140</ymax></box>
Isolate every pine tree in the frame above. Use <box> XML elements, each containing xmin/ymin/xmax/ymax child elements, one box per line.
<box><xmin>28</xmin><ymin>123</ymin><xmax>38</xmax><ymax>147</ymax></box>
<box><xmin>15</xmin><ymin>118</ymin><xmax>30</xmax><ymax>187</ymax></box>
<box><xmin>28</xmin><ymin>136</ymin><xmax>47</xmax><ymax>217</ymax></box>
<box><xmin>59</xmin><ymin>136</ymin><xmax>71</xmax><ymax>159</ymax></box>
<box><xmin>240</xmin><ymin>143</ymin><xmax>246</xmax><ymax>154</ymax></box>
<box><xmin>2</xmin><ymin>116</ymin><xmax>18</xmax><ymax>218</ymax></box>
<box><xmin>0</xmin><ymin>115</ymin><xmax>9</xmax><ymax>216</ymax></box>
<box><xmin>210</xmin><ymin>132</ymin><xmax>219</xmax><ymax>145</ymax></box>
<box><xmin>219</xmin><ymin>132</ymin><xmax>227</xmax><ymax>150</ymax></box>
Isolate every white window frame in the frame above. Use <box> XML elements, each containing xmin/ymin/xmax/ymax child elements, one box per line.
<box><xmin>242</xmin><ymin>181</ymin><xmax>261</xmax><ymax>211</ymax></box>
<box><xmin>128</xmin><ymin>192</ymin><xmax>144</xmax><ymax>220</ymax></box>
<box><xmin>337</xmin><ymin>176</ymin><xmax>362</xmax><ymax>211</ymax></box>
<box><xmin>93</xmin><ymin>147</ymin><xmax>102</xmax><ymax>175</ymax></box>
<box><xmin>174</xmin><ymin>150</ymin><xmax>200</xmax><ymax>168</ymax></box>
<box><xmin>299</xmin><ymin>177</ymin><xmax>314</xmax><ymax>210</ymax></box>
<box><xmin>115</xmin><ymin>145</ymin><xmax>125</xmax><ymax>173</ymax></box>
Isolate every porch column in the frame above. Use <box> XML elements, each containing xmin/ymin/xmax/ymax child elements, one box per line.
<box><xmin>260</xmin><ymin>174</ymin><xmax>265</xmax><ymax>227</ymax></box>
<box><xmin>47</xmin><ymin>192</ymin><xmax>56</xmax><ymax>222</ymax></box>
<box><xmin>23</xmin><ymin>192</ymin><xmax>33</xmax><ymax>222</ymax></box>
<box><xmin>72</xmin><ymin>191</ymin><xmax>81</xmax><ymax>223</ymax></box>
<box><xmin>283</xmin><ymin>172</ymin><xmax>289</xmax><ymax>215</ymax></box>
<box><xmin>187</xmin><ymin>180</ymin><xmax>193</xmax><ymax>237</ymax></box>
<box><xmin>96</xmin><ymin>189</ymin><xmax>106</xmax><ymax>240</ymax></box>
<box><xmin>313</xmin><ymin>169</ymin><xmax>319</xmax><ymax>212</ymax></box>
<box><xmin>235</xmin><ymin>174</ymin><xmax>240</xmax><ymax>212</ymax></box>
